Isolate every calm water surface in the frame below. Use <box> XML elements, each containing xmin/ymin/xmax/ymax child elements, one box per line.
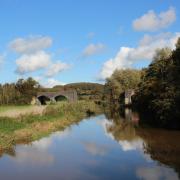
<box><xmin>0</xmin><ymin>109</ymin><xmax>180</xmax><ymax>180</ymax></box>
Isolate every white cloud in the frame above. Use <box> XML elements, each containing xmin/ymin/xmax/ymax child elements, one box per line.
<box><xmin>11</xmin><ymin>35</ymin><xmax>70</xmax><ymax>77</ymax></box>
<box><xmin>9</xmin><ymin>36</ymin><xmax>52</xmax><ymax>54</ymax></box>
<box><xmin>46</xmin><ymin>61</ymin><xmax>70</xmax><ymax>77</ymax></box>
<box><xmin>100</xmin><ymin>47</ymin><xmax>133</xmax><ymax>79</ymax></box>
<box><xmin>33</xmin><ymin>76</ymin><xmax>66</xmax><ymax>88</ymax></box>
<box><xmin>82</xmin><ymin>43</ymin><xmax>106</xmax><ymax>57</ymax></box>
<box><xmin>100</xmin><ymin>32</ymin><xmax>180</xmax><ymax>79</ymax></box>
<box><xmin>15</xmin><ymin>51</ymin><xmax>51</xmax><ymax>74</ymax></box>
<box><xmin>43</xmin><ymin>78</ymin><xmax>66</xmax><ymax>88</ymax></box>
<box><xmin>133</xmin><ymin>7</ymin><xmax>176</xmax><ymax>31</ymax></box>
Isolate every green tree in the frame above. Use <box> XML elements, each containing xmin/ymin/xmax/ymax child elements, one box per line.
<box><xmin>104</xmin><ymin>69</ymin><xmax>141</xmax><ymax>103</ymax></box>
<box><xmin>0</xmin><ymin>77</ymin><xmax>40</xmax><ymax>105</ymax></box>
<box><xmin>135</xmin><ymin>39</ymin><xmax>180</xmax><ymax>129</ymax></box>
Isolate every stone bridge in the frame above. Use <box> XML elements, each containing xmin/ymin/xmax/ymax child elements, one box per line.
<box><xmin>37</xmin><ymin>90</ymin><xmax>78</xmax><ymax>105</ymax></box>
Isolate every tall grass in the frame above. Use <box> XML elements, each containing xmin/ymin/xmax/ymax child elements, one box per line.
<box><xmin>0</xmin><ymin>100</ymin><xmax>101</xmax><ymax>152</ymax></box>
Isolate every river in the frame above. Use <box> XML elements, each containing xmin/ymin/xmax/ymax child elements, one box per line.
<box><xmin>0</xmin><ymin>109</ymin><xmax>180</xmax><ymax>180</ymax></box>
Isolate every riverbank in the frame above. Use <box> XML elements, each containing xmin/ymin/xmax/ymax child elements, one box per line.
<box><xmin>0</xmin><ymin>101</ymin><xmax>102</xmax><ymax>152</ymax></box>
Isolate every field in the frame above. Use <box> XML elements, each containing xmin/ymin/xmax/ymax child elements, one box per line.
<box><xmin>0</xmin><ymin>105</ymin><xmax>46</xmax><ymax>118</ymax></box>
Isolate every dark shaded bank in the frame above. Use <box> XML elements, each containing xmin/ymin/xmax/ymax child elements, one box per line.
<box><xmin>104</xmin><ymin>99</ymin><xmax>180</xmax><ymax>130</ymax></box>
<box><xmin>108</xmin><ymin>99</ymin><xmax>180</xmax><ymax>129</ymax></box>
<box><xmin>132</xmin><ymin>106</ymin><xmax>180</xmax><ymax>130</ymax></box>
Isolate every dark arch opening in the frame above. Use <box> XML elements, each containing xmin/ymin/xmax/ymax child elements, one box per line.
<box><xmin>38</xmin><ymin>95</ymin><xmax>50</xmax><ymax>105</ymax></box>
<box><xmin>54</xmin><ymin>95</ymin><xmax>68</xmax><ymax>102</ymax></box>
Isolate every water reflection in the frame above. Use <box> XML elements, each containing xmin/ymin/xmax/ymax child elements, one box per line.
<box><xmin>136</xmin><ymin>166</ymin><xmax>178</xmax><ymax>180</ymax></box>
<box><xmin>82</xmin><ymin>141</ymin><xmax>110</xmax><ymax>156</ymax></box>
<box><xmin>104</xmin><ymin>107</ymin><xmax>180</xmax><ymax>179</ymax></box>
<box><xmin>103</xmin><ymin>108</ymin><xmax>142</xmax><ymax>151</ymax></box>
<box><xmin>2</xmin><ymin>128</ymin><xmax>71</xmax><ymax>166</ymax></box>
<box><xmin>0</xmin><ymin>109</ymin><xmax>179</xmax><ymax>180</ymax></box>
<box><xmin>136</xmin><ymin>128</ymin><xmax>180</xmax><ymax>178</ymax></box>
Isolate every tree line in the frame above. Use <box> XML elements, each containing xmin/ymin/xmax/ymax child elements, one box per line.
<box><xmin>0</xmin><ymin>38</ymin><xmax>179</xmax><ymax>128</ymax></box>
<box><xmin>134</xmin><ymin>39</ymin><xmax>180</xmax><ymax>129</ymax></box>
<box><xmin>0</xmin><ymin>77</ymin><xmax>40</xmax><ymax>105</ymax></box>
<box><xmin>0</xmin><ymin>80</ymin><xmax>104</xmax><ymax>105</ymax></box>
<box><xmin>104</xmin><ymin>38</ymin><xmax>180</xmax><ymax>129</ymax></box>
<box><xmin>104</xmin><ymin>69</ymin><xmax>141</xmax><ymax>104</ymax></box>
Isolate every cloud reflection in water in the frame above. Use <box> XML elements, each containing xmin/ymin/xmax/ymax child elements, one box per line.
<box><xmin>9</xmin><ymin>128</ymin><xmax>70</xmax><ymax>166</ymax></box>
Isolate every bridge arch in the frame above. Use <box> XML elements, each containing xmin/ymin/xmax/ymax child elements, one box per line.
<box><xmin>37</xmin><ymin>95</ymin><xmax>51</xmax><ymax>105</ymax></box>
<box><xmin>36</xmin><ymin>90</ymin><xmax>78</xmax><ymax>105</ymax></box>
<box><xmin>54</xmin><ymin>94</ymin><xmax>68</xmax><ymax>102</ymax></box>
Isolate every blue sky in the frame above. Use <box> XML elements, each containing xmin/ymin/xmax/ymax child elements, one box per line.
<box><xmin>0</xmin><ymin>0</ymin><xmax>180</xmax><ymax>87</ymax></box>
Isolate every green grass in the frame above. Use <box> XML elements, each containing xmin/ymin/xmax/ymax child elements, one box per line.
<box><xmin>0</xmin><ymin>105</ymin><xmax>31</xmax><ymax>113</ymax></box>
<box><xmin>0</xmin><ymin>101</ymin><xmax>102</xmax><ymax>152</ymax></box>
<box><xmin>0</xmin><ymin>117</ymin><xmax>26</xmax><ymax>133</ymax></box>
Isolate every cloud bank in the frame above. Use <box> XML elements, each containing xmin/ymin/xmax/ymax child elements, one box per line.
<box><xmin>16</xmin><ymin>51</ymin><xmax>51</xmax><ymax>74</ymax></box>
<box><xmin>43</xmin><ymin>78</ymin><xmax>66</xmax><ymax>88</ymax></box>
<box><xmin>9</xmin><ymin>36</ymin><xmax>52</xmax><ymax>54</ymax></box>
<box><xmin>82</xmin><ymin>43</ymin><xmax>106</xmax><ymax>57</ymax></box>
<box><xmin>46</xmin><ymin>61</ymin><xmax>70</xmax><ymax>77</ymax></box>
<box><xmin>9</xmin><ymin>36</ymin><xmax>70</xmax><ymax>81</ymax></box>
<box><xmin>100</xmin><ymin>32</ymin><xmax>180</xmax><ymax>79</ymax></box>
<box><xmin>133</xmin><ymin>7</ymin><xmax>176</xmax><ymax>31</ymax></box>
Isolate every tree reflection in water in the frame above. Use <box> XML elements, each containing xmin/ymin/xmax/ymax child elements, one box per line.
<box><xmin>104</xmin><ymin>107</ymin><xmax>180</xmax><ymax>178</ymax></box>
<box><xmin>0</xmin><ymin>107</ymin><xmax>179</xmax><ymax>180</ymax></box>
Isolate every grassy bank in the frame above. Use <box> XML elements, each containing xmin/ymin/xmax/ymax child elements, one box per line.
<box><xmin>0</xmin><ymin>105</ymin><xmax>46</xmax><ymax>118</ymax></box>
<box><xmin>0</xmin><ymin>101</ymin><xmax>101</xmax><ymax>153</ymax></box>
<box><xmin>0</xmin><ymin>105</ymin><xmax>31</xmax><ymax>112</ymax></box>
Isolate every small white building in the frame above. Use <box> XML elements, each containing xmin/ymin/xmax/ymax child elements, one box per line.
<box><xmin>125</xmin><ymin>90</ymin><xmax>135</xmax><ymax>105</ymax></box>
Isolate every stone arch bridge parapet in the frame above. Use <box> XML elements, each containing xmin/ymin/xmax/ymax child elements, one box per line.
<box><xmin>36</xmin><ymin>90</ymin><xmax>78</xmax><ymax>104</ymax></box>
